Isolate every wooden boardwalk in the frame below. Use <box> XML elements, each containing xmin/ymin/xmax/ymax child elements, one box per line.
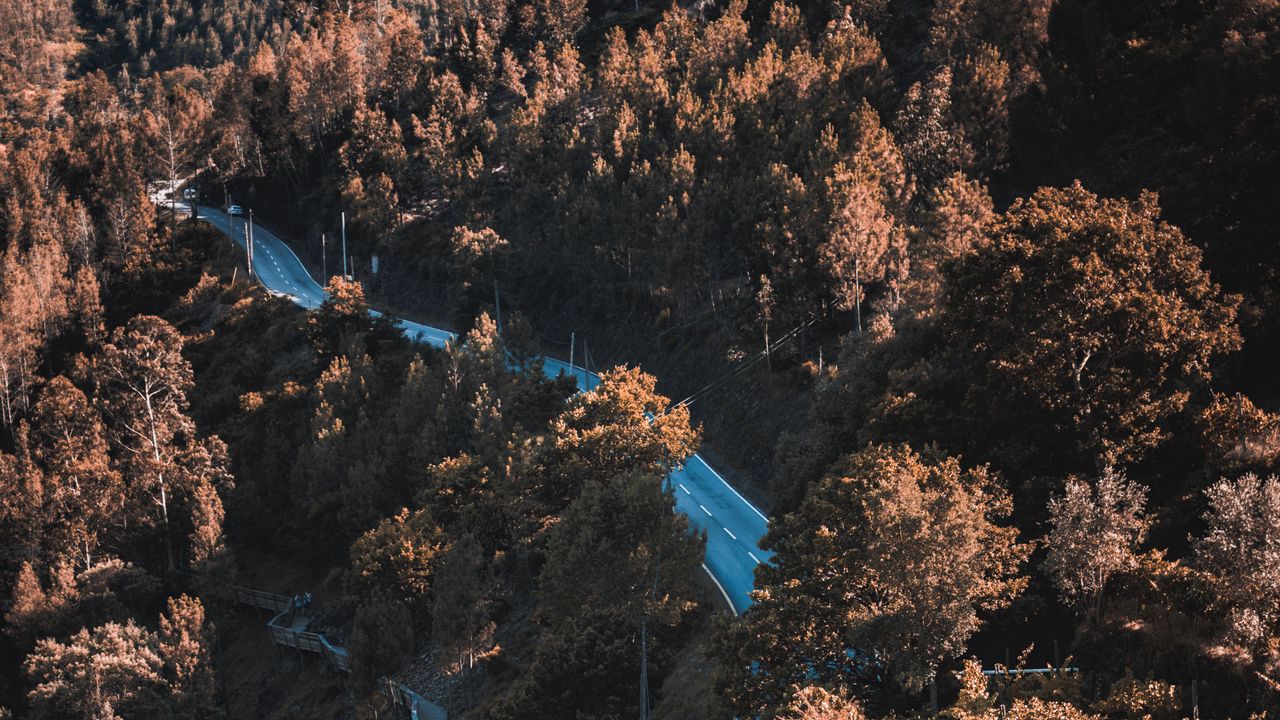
<box><xmin>223</xmin><ymin>584</ymin><xmax>443</xmax><ymax>718</ymax></box>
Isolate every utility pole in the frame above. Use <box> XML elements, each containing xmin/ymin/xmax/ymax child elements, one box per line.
<box><xmin>639</xmin><ymin>614</ymin><xmax>649</xmax><ymax>720</ymax></box>
<box><xmin>243</xmin><ymin>214</ymin><xmax>252</xmax><ymax>278</ymax></box>
<box><xmin>341</xmin><ymin>211</ymin><xmax>348</xmax><ymax>279</ymax></box>
<box><xmin>569</xmin><ymin>332</ymin><xmax>576</xmax><ymax>376</ymax></box>
<box><xmin>640</xmin><ymin>548</ymin><xmax>661</xmax><ymax>720</ymax></box>
<box><xmin>248</xmin><ymin>209</ymin><xmax>255</xmax><ymax>277</ymax></box>
<box><xmin>321</xmin><ymin>233</ymin><xmax>327</xmax><ymax>282</ymax></box>
<box><xmin>494</xmin><ymin>279</ymin><xmax>501</xmax><ymax>333</ymax></box>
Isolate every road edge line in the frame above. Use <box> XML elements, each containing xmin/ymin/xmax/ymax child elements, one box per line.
<box><xmin>702</xmin><ymin>563</ymin><xmax>738</xmax><ymax>616</ymax></box>
<box><xmin>693</xmin><ymin>454</ymin><xmax>769</xmax><ymax>524</ymax></box>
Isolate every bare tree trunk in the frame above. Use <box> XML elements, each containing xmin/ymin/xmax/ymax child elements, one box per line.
<box><xmin>855</xmin><ymin>256</ymin><xmax>863</xmax><ymax>334</ymax></box>
<box><xmin>144</xmin><ymin>390</ymin><xmax>175</xmax><ymax>571</ymax></box>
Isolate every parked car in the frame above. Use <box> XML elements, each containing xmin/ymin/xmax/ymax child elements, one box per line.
<box><xmin>227</xmin><ymin>204</ymin><xmax>243</xmax><ymax>216</ymax></box>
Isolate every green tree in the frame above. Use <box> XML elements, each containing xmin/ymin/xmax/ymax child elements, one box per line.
<box><xmin>432</xmin><ymin>534</ymin><xmax>492</xmax><ymax>672</ymax></box>
<box><xmin>1044</xmin><ymin>468</ymin><xmax>1149</xmax><ymax>623</ymax></box>
<box><xmin>339</xmin><ymin>102</ymin><xmax>409</xmax><ymax>189</ymax></box>
<box><xmin>484</xmin><ymin>607</ymin><xmax>639</xmax><ymax>720</ymax></box>
<box><xmin>1194</xmin><ymin>392</ymin><xmax>1280</xmax><ymax>477</ymax></box>
<box><xmin>781</xmin><ymin>686</ymin><xmax>866</xmax><ymax>720</ymax></box>
<box><xmin>27</xmin><ymin>376</ymin><xmax>123</xmax><ymax>570</ymax></box>
<box><xmin>419</xmin><ymin>454</ymin><xmax>511</xmax><ymax>553</ymax></box>
<box><xmin>308</xmin><ymin>275</ymin><xmax>375</xmax><ymax>359</ymax></box>
<box><xmin>4</xmin><ymin>561</ymin><xmax>51</xmax><ymax>648</ymax></box>
<box><xmin>539</xmin><ymin>366</ymin><xmax>699</xmax><ymax>508</ymax></box>
<box><xmin>349</xmin><ymin>589</ymin><xmax>414</xmax><ymax>689</ymax></box>
<box><xmin>91</xmin><ymin>316</ymin><xmax>233</xmax><ymax>572</ymax></box>
<box><xmin>140</xmin><ymin>75</ymin><xmax>211</xmax><ymax>234</ymax></box>
<box><xmin>942</xmin><ymin>660</ymin><xmax>1100</xmax><ymax>720</ymax></box>
<box><xmin>913</xmin><ymin>172</ymin><xmax>994</xmax><ymax>304</ymax></box>
<box><xmin>449</xmin><ymin>226</ymin><xmax>508</xmax><ymax>323</ymax></box>
<box><xmin>1096</xmin><ymin>671</ymin><xmax>1181</xmax><ymax>720</ymax></box>
<box><xmin>719</xmin><ymin>444</ymin><xmax>1028</xmax><ymax>712</ymax></box>
<box><xmin>820</xmin><ymin>158</ymin><xmax>897</xmax><ymax>331</ymax></box>
<box><xmin>340</xmin><ymin>172</ymin><xmax>400</xmax><ymax>256</ymax></box>
<box><xmin>895</xmin><ymin>67</ymin><xmax>972</xmax><ymax>191</ymax></box>
<box><xmin>944</xmin><ymin>183</ymin><xmax>1241</xmax><ymax>465</ymax></box>
<box><xmin>158</xmin><ymin>595</ymin><xmax>219</xmax><ymax>719</ymax></box>
<box><xmin>1194</xmin><ymin>473</ymin><xmax>1280</xmax><ymax>648</ymax></box>
<box><xmin>25</xmin><ymin>621</ymin><xmax>168</xmax><ymax>720</ymax></box>
<box><xmin>952</xmin><ymin>45</ymin><xmax>1011</xmax><ymax>177</ymax></box>
<box><xmin>537</xmin><ymin>469</ymin><xmax>704</xmax><ymax>631</ymax></box>
<box><xmin>291</xmin><ymin>351</ymin><xmax>386</xmax><ymax>535</ymax></box>
<box><xmin>347</xmin><ymin>507</ymin><xmax>447</xmax><ymax>609</ymax></box>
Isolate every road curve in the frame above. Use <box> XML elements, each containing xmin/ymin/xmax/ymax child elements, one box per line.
<box><xmin>197</xmin><ymin>206</ymin><xmax>773</xmax><ymax>613</ymax></box>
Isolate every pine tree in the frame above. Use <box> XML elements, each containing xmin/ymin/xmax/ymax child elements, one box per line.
<box><xmin>188</xmin><ymin>474</ymin><xmax>233</xmax><ymax>588</ymax></box>
<box><xmin>159</xmin><ymin>595</ymin><xmax>219</xmax><ymax>719</ymax></box>
<box><xmin>90</xmin><ymin>316</ymin><xmax>232</xmax><ymax>571</ymax></box>
<box><xmin>432</xmin><ymin>534</ymin><xmax>492</xmax><ymax>671</ymax></box>
<box><xmin>540</xmin><ymin>366</ymin><xmax>699</xmax><ymax>508</ymax></box>
<box><xmin>911</xmin><ymin>172</ymin><xmax>994</xmax><ymax>304</ymax></box>
<box><xmin>349</xmin><ymin>589</ymin><xmax>414</xmax><ymax>688</ymax></box>
<box><xmin>820</xmin><ymin>160</ymin><xmax>896</xmax><ymax>331</ymax></box>
<box><xmin>24</xmin><ymin>620</ymin><xmax>168</xmax><ymax>719</ymax></box>
<box><xmin>29</xmin><ymin>376</ymin><xmax>123</xmax><ymax>571</ymax></box>
<box><xmin>537</xmin><ymin>469</ymin><xmax>703</xmax><ymax>632</ymax></box>
<box><xmin>952</xmin><ymin>44</ymin><xmax>1010</xmax><ymax>177</ymax></box>
<box><xmin>308</xmin><ymin>275</ymin><xmax>375</xmax><ymax>358</ymax></box>
<box><xmin>4</xmin><ymin>561</ymin><xmax>50</xmax><ymax>648</ymax></box>
<box><xmin>894</xmin><ymin>67</ymin><xmax>972</xmax><ymax>191</ymax></box>
<box><xmin>140</xmin><ymin>75</ymin><xmax>211</xmax><ymax>233</ymax></box>
<box><xmin>781</xmin><ymin>686</ymin><xmax>866</xmax><ymax>720</ymax></box>
<box><xmin>347</xmin><ymin>507</ymin><xmax>447</xmax><ymax>608</ymax></box>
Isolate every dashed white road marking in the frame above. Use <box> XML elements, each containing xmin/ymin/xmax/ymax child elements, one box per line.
<box><xmin>692</xmin><ymin>455</ymin><xmax>769</xmax><ymax>523</ymax></box>
<box><xmin>198</xmin><ymin>207</ymin><xmax>770</xmax><ymax>614</ymax></box>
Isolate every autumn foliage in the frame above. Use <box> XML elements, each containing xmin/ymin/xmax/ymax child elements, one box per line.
<box><xmin>3</xmin><ymin>0</ymin><xmax>1280</xmax><ymax>718</ymax></box>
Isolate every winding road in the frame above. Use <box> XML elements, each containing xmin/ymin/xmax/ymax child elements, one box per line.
<box><xmin>197</xmin><ymin>206</ymin><xmax>773</xmax><ymax>613</ymax></box>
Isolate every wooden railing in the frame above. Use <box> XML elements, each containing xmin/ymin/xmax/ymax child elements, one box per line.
<box><xmin>386</xmin><ymin>678</ymin><xmax>448</xmax><ymax>720</ymax></box>
<box><xmin>226</xmin><ymin>585</ymin><xmax>292</xmax><ymax>612</ymax></box>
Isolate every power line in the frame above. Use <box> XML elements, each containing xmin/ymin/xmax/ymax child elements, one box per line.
<box><xmin>497</xmin><ymin>291</ymin><xmax>814</xmax><ymax>410</ymax></box>
<box><xmin>668</xmin><ymin>316</ymin><xmax>817</xmax><ymax>412</ymax></box>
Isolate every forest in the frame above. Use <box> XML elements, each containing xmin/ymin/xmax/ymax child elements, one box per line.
<box><xmin>1</xmin><ymin>0</ymin><xmax>1279</xmax><ymax>718</ymax></box>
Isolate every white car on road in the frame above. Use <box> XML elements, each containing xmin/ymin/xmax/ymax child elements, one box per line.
<box><xmin>227</xmin><ymin>204</ymin><xmax>244</xmax><ymax>216</ymax></box>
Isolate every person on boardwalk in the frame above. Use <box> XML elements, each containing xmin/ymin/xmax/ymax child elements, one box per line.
<box><xmin>303</xmin><ymin>592</ymin><xmax>312</xmax><ymax>611</ymax></box>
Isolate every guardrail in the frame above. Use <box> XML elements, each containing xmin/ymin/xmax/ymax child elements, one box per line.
<box><xmin>221</xmin><ymin>583</ymin><xmax>439</xmax><ymax>716</ymax></box>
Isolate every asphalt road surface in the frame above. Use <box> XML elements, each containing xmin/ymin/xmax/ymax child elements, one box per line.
<box><xmin>197</xmin><ymin>206</ymin><xmax>772</xmax><ymax>613</ymax></box>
